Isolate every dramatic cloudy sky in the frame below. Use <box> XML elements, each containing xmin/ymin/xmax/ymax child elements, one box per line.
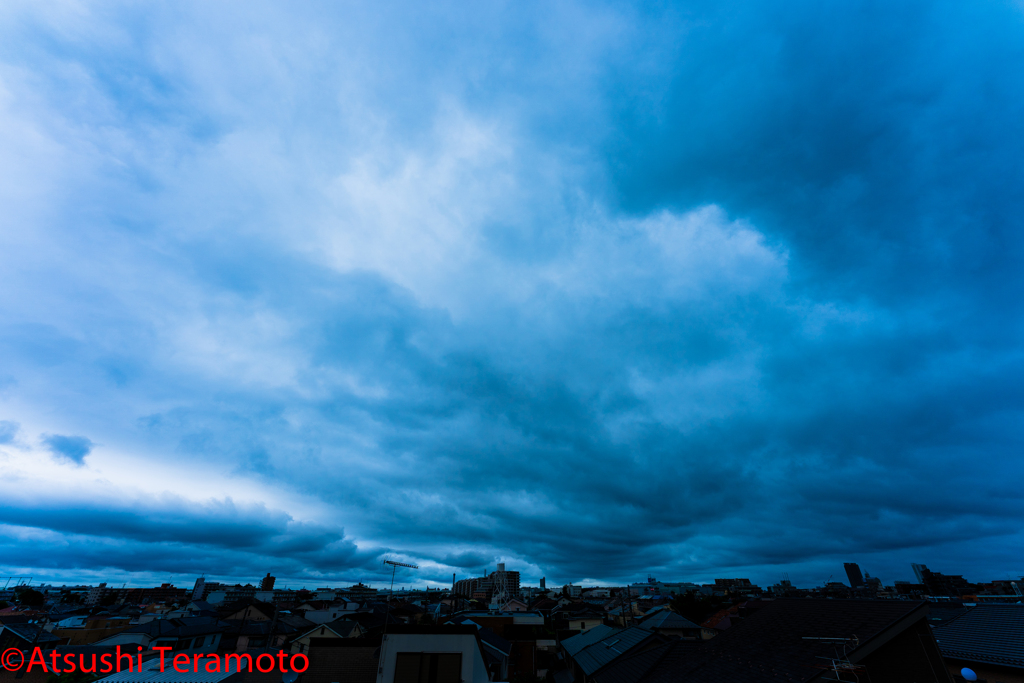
<box><xmin>1</xmin><ymin>0</ymin><xmax>1023</xmax><ymax>591</ymax></box>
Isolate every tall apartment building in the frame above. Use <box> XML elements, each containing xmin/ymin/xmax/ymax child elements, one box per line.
<box><xmin>260</xmin><ymin>573</ymin><xmax>276</xmax><ymax>591</ymax></box>
<box><xmin>454</xmin><ymin>564</ymin><xmax>521</xmax><ymax>602</ymax></box>
<box><xmin>844</xmin><ymin>563</ymin><xmax>865</xmax><ymax>588</ymax></box>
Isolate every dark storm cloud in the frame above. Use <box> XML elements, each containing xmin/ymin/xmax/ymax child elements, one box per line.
<box><xmin>611</xmin><ymin>1</ymin><xmax>1024</xmax><ymax>301</ymax></box>
<box><xmin>1</xmin><ymin>0</ymin><xmax>1023</xmax><ymax>588</ymax></box>
<box><xmin>42</xmin><ymin>434</ymin><xmax>94</xmax><ymax>465</ymax></box>
<box><xmin>0</xmin><ymin>496</ymin><xmax>381</xmax><ymax>582</ymax></box>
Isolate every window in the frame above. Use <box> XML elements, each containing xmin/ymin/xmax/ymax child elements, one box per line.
<box><xmin>394</xmin><ymin>653</ymin><xmax>462</xmax><ymax>683</ymax></box>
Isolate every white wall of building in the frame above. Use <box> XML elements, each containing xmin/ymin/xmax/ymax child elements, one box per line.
<box><xmin>376</xmin><ymin>633</ymin><xmax>489</xmax><ymax>683</ymax></box>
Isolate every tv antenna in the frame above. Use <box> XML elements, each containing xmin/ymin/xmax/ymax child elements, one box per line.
<box><xmin>379</xmin><ymin>560</ymin><xmax>419</xmax><ymax>680</ymax></box>
<box><xmin>383</xmin><ymin>560</ymin><xmax>419</xmax><ymax>630</ymax></box>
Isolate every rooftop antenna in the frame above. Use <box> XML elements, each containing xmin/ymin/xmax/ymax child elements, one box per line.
<box><xmin>379</xmin><ymin>560</ymin><xmax>418</xmax><ymax>680</ymax></box>
<box><xmin>382</xmin><ymin>560</ymin><xmax>419</xmax><ymax>631</ymax></box>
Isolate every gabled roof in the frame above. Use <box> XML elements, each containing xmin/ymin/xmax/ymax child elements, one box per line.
<box><xmin>563</xmin><ymin>624</ymin><xmax>619</xmax><ymax>656</ymax></box>
<box><xmin>458</xmin><ymin>620</ymin><xmax>511</xmax><ymax>656</ymax></box>
<box><xmin>158</xmin><ymin>617</ymin><xmax>229</xmax><ymax>638</ymax></box>
<box><xmin>558</xmin><ymin>602</ymin><xmax>603</xmax><ymax>614</ymax></box>
<box><xmin>596</xmin><ymin>599</ymin><xmax>932</xmax><ymax>683</ymax></box>
<box><xmin>591</xmin><ymin>641</ymin><xmax>700</xmax><ymax>683</ymax></box>
<box><xmin>932</xmin><ymin>603</ymin><xmax>1024</xmax><ymax>669</ymax></box>
<box><xmin>637</xmin><ymin>610</ymin><xmax>701</xmax><ymax>631</ymax></box>
<box><xmin>0</xmin><ymin>622</ymin><xmax>63</xmax><ymax>644</ymax></box>
<box><xmin>573</xmin><ymin>627</ymin><xmax>665</xmax><ymax>676</ymax></box>
<box><xmin>294</xmin><ymin>619</ymin><xmax>361</xmax><ymax>641</ymax></box>
<box><xmin>217</xmin><ymin>599</ymin><xmax>276</xmax><ymax>619</ymax></box>
<box><xmin>277</xmin><ymin>614</ymin><xmax>315</xmax><ymax>630</ymax></box>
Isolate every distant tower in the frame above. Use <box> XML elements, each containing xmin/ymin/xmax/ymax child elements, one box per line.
<box><xmin>540</xmin><ymin>577</ymin><xmax>546</xmax><ymax>589</ymax></box>
<box><xmin>490</xmin><ymin>563</ymin><xmax>509</xmax><ymax>610</ymax></box>
<box><xmin>192</xmin><ymin>577</ymin><xmax>206</xmax><ymax>600</ymax></box>
<box><xmin>912</xmin><ymin>564</ymin><xmax>928</xmax><ymax>584</ymax></box>
<box><xmin>260</xmin><ymin>573</ymin><xmax>276</xmax><ymax>591</ymax></box>
<box><xmin>844</xmin><ymin>563</ymin><xmax>864</xmax><ymax>588</ymax></box>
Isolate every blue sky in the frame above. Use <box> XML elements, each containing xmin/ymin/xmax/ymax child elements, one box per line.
<box><xmin>1</xmin><ymin>0</ymin><xmax>1023</xmax><ymax>591</ymax></box>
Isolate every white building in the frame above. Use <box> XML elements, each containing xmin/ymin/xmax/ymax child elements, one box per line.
<box><xmin>376</xmin><ymin>626</ymin><xmax>491</xmax><ymax>683</ymax></box>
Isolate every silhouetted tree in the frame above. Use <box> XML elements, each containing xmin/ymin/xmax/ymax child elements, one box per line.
<box><xmin>669</xmin><ymin>592</ymin><xmax>733</xmax><ymax>625</ymax></box>
<box><xmin>16</xmin><ymin>587</ymin><xmax>45</xmax><ymax>607</ymax></box>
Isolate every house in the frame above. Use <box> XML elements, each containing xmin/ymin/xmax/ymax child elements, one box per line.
<box><xmin>165</xmin><ymin>600</ymin><xmax>219</xmax><ymax>619</ymax></box>
<box><xmin>304</xmin><ymin>602</ymin><xmax>361</xmax><ymax>624</ymax></box>
<box><xmin>375</xmin><ymin>625</ymin><xmax>493</xmax><ymax>683</ymax></box>
<box><xmin>932</xmin><ymin>603</ymin><xmax>1024</xmax><ymax>683</ymax></box>
<box><xmin>290</xmin><ymin>619</ymin><xmax>363</xmax><ymax>653</ymax></box>
<box><xmin>0</xmin><ymin>645</ymin><xmax>119</xmax><ymax>683</ymax></box>
<box><xmin>593</xmin><ymin>599</ymin><xmax>951</xmax><ymax>683</ymax></box>
<box><xmin>93</xmin><ymin>652</ymin><xmax>247</xmax><ymax>683</ymax></box>
<box><xmin>530</xmin><ymin>598</ymin><xmax>559</xmax><ymax>617</ymax></box>
<box><xmin>223</xmin><ymin>619</ymin><xmax>301</xmax><ymax>652</ymax></box>
<box><xmin>94</xmin><ymin>616</ymin><xmax>227</xmax><ymax>653</ymax></box>
<box><xmin>297</xmin><ymin>637</ymin><xmax>382</xmax><ymax>683</ymax></box>
<box><xmin>52</xmin><ymin>614</ymin><xmax>133</xmax><ymax>646</ymax></box>
<box><xmin>0</xmin><ymin>622</ymin><xmax>62</xmax><ymax>651</ymax></box>
<box><xmin>635</xmin><ymin>611</ymin><xmax>703</xmax><ymax>640</ymax></box>
<box><xmin>554</xmin><ymin>606</ymin><xmax>606</xmax><ymax>632</ymax></box>
<box><xmin>219</xmin><ymin>600</ymin><xmax>276</xmax><ymax>622</ymax></box>
<box><xmin>563</xmin><ymin>626</ymin><xmax>667</xmax><ymax>683</ymax></box>
<box><xmin>502</xmin><ymin>599</ymin><xmax>529</xmax><ymax>612</ymax></box>
<box><xmin>451</xmin><ymin>620</ymin><xmax>513</xmax><ymax>680</ymax></box>
<box><xmin>441</xmin><ymin>611</ymin><xmax>544</xmax><ymax>639</ymax></box>
<box><xmin>562</xmin><ymin>625</ymin><xmax>618</xmax><ymax>658</ymax></box>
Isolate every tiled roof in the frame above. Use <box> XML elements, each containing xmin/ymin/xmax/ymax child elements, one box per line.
<box><xmin>573</xmin><ymin>627</ymin><xmax>663</xmax><ymax>676</ymax></box>
<box><xmin>637</xmin><ymin>611</ymin><xmax>701</xmax><ymax>631</ymax></box>
<box><xmin>295</xmin><ymin>619</ymin><xmax>360</xmax><ymax>641</ymax></box>
<box><xmin>924</xmin><ymin>602</ymin><xmax>972</xmax><ymax>627</ymax></box>
<box><xmin>592</xmin><ymin>641</ymin><xmax>701</xmax><ymax>683</ymax></box>
<box><xmin>562</xmin><ymin>625</ymin><xmax>619</xmax><ymax>657</ymax></box>
<box><xmin>95</xmin><ymin>654</ymin><xmax>242</xmax><ymax>683</ymax></box>
<box><xmin>932</xmin><ymin>603</ymin><xmax>1024</xmax><ymax>669</ymax></box>
<box><xmin>597</xmin><ymin>599</ymin><xmax>929</xmax><ymax>683</ymax></box>
<box><xmin>0</xmin><ymin>623</ymin><xmax>63</xmax><ymax>643</ymax></box>
<box><xmin>300</xmin><ymin>640</ymin><xmax>380</xmax><ymax>683</ymax></box>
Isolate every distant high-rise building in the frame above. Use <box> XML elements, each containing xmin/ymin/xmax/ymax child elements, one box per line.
<box><xmin>912</xmin><ymin>564</ymin><xmax>928</xmax><ymax>584</ymax></box>
<box><xmin>260</xmin><ymin>573</ymin><xmax>276</xmax><ymax>591</ymax></box>
<box><xmin>916</xmin><ymin>566</ymin><xmax>973</xmax><ymax>597</ymax></box>
<box><xmin>844</xmin><ymin>563</ymin><xmax>865</xmax><ymax>588</ymax></box>
<box><xmin>192</xmin><ymin>577</ymin><xmax>206</xmax><ymax>600</ymax></box>
<box><xmin>540</xmin><ymin>577</ymin><xmax>546</xmax><ymax>589</ymax></box>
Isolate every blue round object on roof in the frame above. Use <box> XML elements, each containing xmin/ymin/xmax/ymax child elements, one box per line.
<box><xmin>960</xmin><ymin>668</ymin><xmax>977</xmax><ymax>681</ymax></box>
